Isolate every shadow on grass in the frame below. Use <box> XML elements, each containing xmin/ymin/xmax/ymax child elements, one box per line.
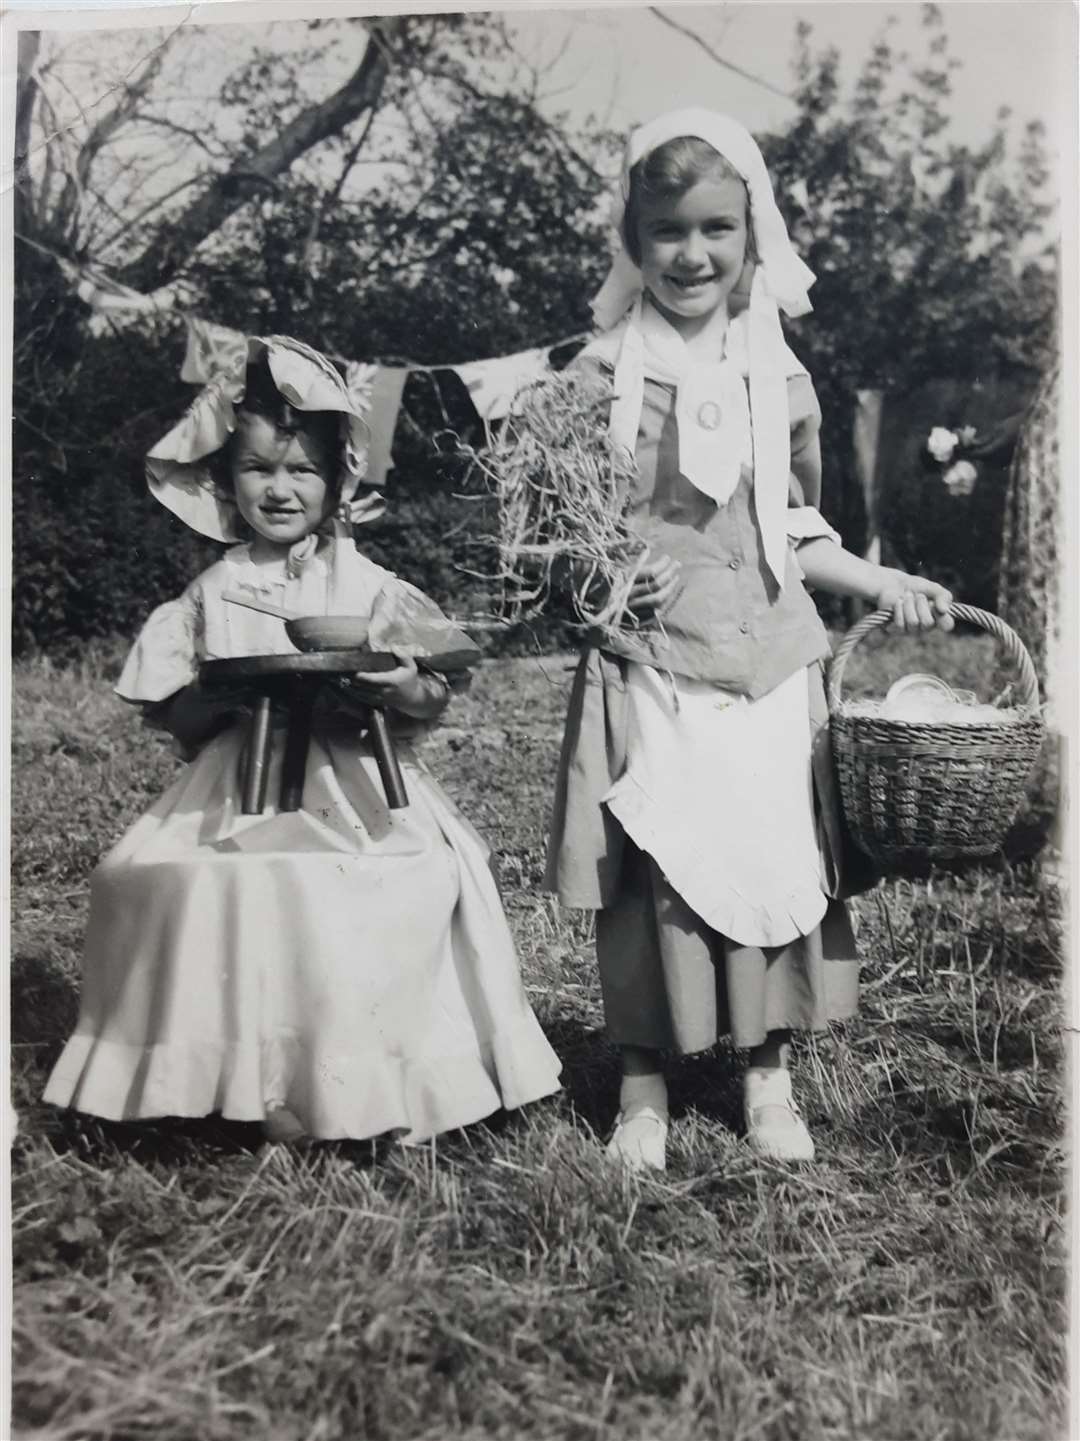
<box><xmin>864</xmin><ymin>834</ymin><xmax>1056</xmax><ymax>886</ymax></box>
<box><xmin>920</xmin><ymin>1020</ymin><xmax>1064</xmax><ymax>1074</ymax></box>
<box><xmin>537</xmin><ymin>1015</ymin><xmax>618</xmax><ymax>1137</ymax></box>
<box><xmin>19</xmin><ymin>1013</ymin><xmax>620</xmax><ymax>1176</ymax></box>
<box><xmin>25</xmin><ymin>1105</ymin><xmax>268</xmax><ymax>1169</ymax></box>
<box><xmin>668</xmin><ymin>1046</ymin><xmax>745</xmax><ymax>1135</ymax></box>
<box><xmin>10</xmin><ymin>949</ymin><xmax>80</xmax><ymax>1051</ymax></box>
<box><xmin>530</xmin><ymin>1016</ymin><xmax>754</xmax><ymax>1140</ymax></box>
<box><xmin>835</xmin><ymin>1062</ymin><xmax>1064</xmax><ymax>1201</ymax></box>
<box><xmin>888</xmin><ymin>1087</ymin><xmax>1061</xmax><ymax>1189</ymax></box>
<box><xmin>23</xmin><ymin>1101</ymin><xmax>435</xmax><ymax>1179</ymax></box>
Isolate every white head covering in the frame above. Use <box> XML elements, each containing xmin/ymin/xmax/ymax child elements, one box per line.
<box><xmin>588</xmin><ymin>108</ymin><xmax>816</xmax><ymax>588</ymax></box>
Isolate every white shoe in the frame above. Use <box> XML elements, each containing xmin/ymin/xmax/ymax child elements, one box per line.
<box><xmin>743</xmin><ymin>1068</ymin><xmax>815</xmax><ymax>1162</ymax></box>
<box><xmin>606</xmin><ymin>1105</ymin><xmax>668</xmax><ymax>1173</ymax></box>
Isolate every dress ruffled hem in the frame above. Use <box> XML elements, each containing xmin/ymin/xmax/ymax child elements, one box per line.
<box><xmin>605</xmin><ymin>772</ymin><xmax>829</xmax><ymax>949</ymax></box>
<box><xmin>42</xmin><ymin>1012</ymin><xmax>562</xmax><ymax>1146</ymax></box>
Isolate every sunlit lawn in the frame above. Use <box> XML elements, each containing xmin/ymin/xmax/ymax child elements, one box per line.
<box><xmin>10</xmin><ymin>630</ymin><xmax>1067</xmax><ymax>1440</ymax></box>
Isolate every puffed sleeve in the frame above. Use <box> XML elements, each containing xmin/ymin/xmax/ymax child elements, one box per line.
<box><xmin>786</xmin><ymin>376</ymin><xmax>841</xmax><ymax>546</ymax></box>
<box><xmin>368</xmin><ymin>578</ymin><xmax>481</xmax><ymax>687</ymax></box>
<box><xmin>115</xmin><ymin>582</ymin><xmax>203</xmax><ymax>704</ymax></box>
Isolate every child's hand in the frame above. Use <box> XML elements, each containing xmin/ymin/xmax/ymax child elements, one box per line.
<box><xmin>338</xmin><ymin>656</ymin><xmax>448</xmax><ymax>720</ymax></box>
<box><xmin>625</xmin><ymin>552</ymin><xmax>682</xmax><ymax>618</ymax></box>
<box><xmin>874</xmin><ymin>571</ymin><xmax>954</xmax><ymax>632</ymax></box>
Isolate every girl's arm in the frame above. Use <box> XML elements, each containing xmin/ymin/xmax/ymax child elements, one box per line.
<box><xmin>797</xmin><ymin>539</ymin><xmax>954</xmax><ymax>632</ymax></box>
<box><xmin>338</xmin><ymin>656</ymin><xmax>451</xmax><ymax>721</ymax></box>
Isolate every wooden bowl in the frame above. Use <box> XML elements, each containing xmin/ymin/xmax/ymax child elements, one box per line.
<box><xmin>286</xmin><ymin>615</ymin><xmax>371</xmax><ymax>653</ymax></box>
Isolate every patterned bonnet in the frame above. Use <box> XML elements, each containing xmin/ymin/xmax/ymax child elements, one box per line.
<box><xmin>145</xmin><ymin>332</ymin><xmax>374</xmax><ymax>544</ymax></box>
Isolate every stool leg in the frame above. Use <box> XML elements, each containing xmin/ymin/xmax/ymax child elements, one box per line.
<box><xmin>367</xmin><ymin>706</ymin><xmax>409</xmax><ymax>809</ymax></box>
<box><xmin>280</xmin><ymin>683</ymin><xmax>317</xmax><ymax>812</ymax></box>
<box><xmin>241</xmin><ymin>694</ymin><xmax>273</xmax><ymax>815</ymax></box>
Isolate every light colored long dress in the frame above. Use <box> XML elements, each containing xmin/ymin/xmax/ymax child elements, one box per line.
<box><xmin>43</xmin><ymin>538</ymin><xmax>562</xmax><ymax>1142</ymax></box>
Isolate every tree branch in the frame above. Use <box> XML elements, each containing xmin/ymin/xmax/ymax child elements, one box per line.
<box><xmin>413</xmin><ymin>54</ymin><xmax>607</xmax><ymax>186</ymax></box>
<box><xmin>130</xmin><ymin>110</ymin><xmax>228</xmax><ymax>161</ymax></box>
<box><xmin>94</xmin><ymin>174</ymin><xmax>205</xmax><ymax>257</ymax></box>
<box><xmin>14</xmin><ymin>31</ymin><xmax>41</xmax><ymax>189</ymax></box>
<box><xmin>73</xmin><ymin>40</ymin><xmax>174</xmax><ymax>190</ymax></box>
<box><xmin>647</xmin><ymin>7</ymin><xmax>794</xmax><ymax>101</ymax></box>
<box><xmin>118</xmin><ymin>14</ymin><xmax>405</xmax><ymax>293</ymax></box>
<box><xmin>298</xmin><ymin>109</ymin><xmax>377</xmax><ymax>298</ymax></box>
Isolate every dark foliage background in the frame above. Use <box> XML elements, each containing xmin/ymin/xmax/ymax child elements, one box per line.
<box><xmin>12</xmin><ymin>7</ymin><xmax>1059</xmax><ymax>657</ymax></box>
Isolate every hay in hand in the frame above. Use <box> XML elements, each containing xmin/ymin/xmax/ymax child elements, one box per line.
<box><xmin>461</xmin><ymin>369</ymin><xmax>648</xmax><ymax>639</ymax></box>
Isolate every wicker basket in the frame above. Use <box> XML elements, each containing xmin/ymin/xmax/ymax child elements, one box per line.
<box><xmin>828</xmin><ymin>604</ymin><xmax>1046</xmax><ymax>866</ymax></box>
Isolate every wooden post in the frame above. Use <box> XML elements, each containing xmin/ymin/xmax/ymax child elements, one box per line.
<box><xmin>241</xmin><ymin>693</ymin><xmax>273</xmax><ymax>815</ymax></box>
<box><xmin>366</xmin><ymin>706</ymin><xmax>409</xmax><ymax>809</ymax></box>
<box><xmin>280</xmin><ymin>683</ymin><xmax>317</xmax><ymax>813</ymax></box>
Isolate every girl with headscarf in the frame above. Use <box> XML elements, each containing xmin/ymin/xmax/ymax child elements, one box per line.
<box><xmin>546</xmin><ymin>110</ymin><xmax>953</xmax><ymax>1172</ymax></box>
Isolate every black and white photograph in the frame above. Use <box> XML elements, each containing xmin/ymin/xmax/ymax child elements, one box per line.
<box><xmin>4</xmin><ymin>1</ymin><xmax>1077</xmax><ymax>1436</ymax></box>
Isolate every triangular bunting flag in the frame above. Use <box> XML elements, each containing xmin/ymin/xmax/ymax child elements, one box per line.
<box><xmin>360</xmin><ymin>366</ymin><xmax>408</xmax><ymax>487</ymax></box>
<box><xmin>181</xmin><ymin>318</ymin><xmax>249</xmax><ymax>384</ymax></box>
<box><xmin>452</xmin><ymin>347</ymin><xmax>552</xmax><ymax>421</ymax></box>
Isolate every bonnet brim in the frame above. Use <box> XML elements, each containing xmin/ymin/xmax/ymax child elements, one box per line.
<box><xmin>146</xmin><ymin>334</ymin><xmax>373</xmax><ymax>543</ymax></box>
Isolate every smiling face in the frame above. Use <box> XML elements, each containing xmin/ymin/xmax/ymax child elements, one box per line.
<box><xmin>635</xmin><ymin>175</ymin><xmax>750</xmax><ymax>336</ymax></box>
<box><xmin>231</xmin><ymin>412</ymin><xmax>335</xmax><ymax>561</ymax></box>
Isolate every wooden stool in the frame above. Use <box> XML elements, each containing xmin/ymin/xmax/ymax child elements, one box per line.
<box><xmin>200</xmin><ymin>650</ymin><xmax>408</xmax><ymax>815</ymax></box>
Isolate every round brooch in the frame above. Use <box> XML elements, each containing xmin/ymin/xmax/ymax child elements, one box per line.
<box><xmin>697</xmin><ymin>401</ymin><xmax>722</xmax><ymax>431</ymax></box>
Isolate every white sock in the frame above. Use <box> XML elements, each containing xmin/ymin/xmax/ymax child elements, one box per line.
<box><xmin>619</xmin><ymin>1071</ymin><xmax>668</xmax><ymax>1119</ymax></box>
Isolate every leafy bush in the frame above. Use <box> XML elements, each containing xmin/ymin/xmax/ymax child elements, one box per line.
<box><xmin>877</xmin><ymin>373</ymin><xmax>1034</xmax><ymax>607</ymax></box>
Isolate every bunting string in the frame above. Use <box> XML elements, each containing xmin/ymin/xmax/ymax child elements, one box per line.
<box><xmin>15</xmin><ymin>233</ymin><xmax>590</xmax><ymax>490</ymax></box>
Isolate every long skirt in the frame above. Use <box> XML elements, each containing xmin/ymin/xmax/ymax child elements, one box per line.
<box><xmin>545</xmin><ymin>651</ymin><xmax>866</xmax><ymax>1054</ymax></box>
<box><xmin>43</xmin><ymin>725</ymin><xmax>562</xmax><ymax>1143</ymax></box>
<box><xmin>597</xmin><ymin>840</ymin><xmax>860</xmax><ymax>1052</ymax></box>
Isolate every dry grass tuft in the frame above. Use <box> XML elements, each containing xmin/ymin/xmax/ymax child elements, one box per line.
<box><xmin>457</xmin><ymin>371</ymin><xmax>646</xmax><ymax>637</ymax></box>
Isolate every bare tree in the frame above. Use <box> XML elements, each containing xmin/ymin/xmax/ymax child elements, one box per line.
<box><xmin>15</xmin><ymin>16</ymin><xmax>411</xmax><ymax>289</ymax></box>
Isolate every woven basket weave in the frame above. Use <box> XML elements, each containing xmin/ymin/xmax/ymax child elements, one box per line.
<box><xmin>828</xmin><ymin>604</ymin><xmax>1045</xmax><ymax>866</ymax></box>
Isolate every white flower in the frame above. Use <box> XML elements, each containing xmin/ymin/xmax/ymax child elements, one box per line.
<box><xmin>927</xmin><ymin>426</ymin><xmax>959</xmax><ymax>463</ymax></box>
<box><xmin>958</xmin><ymin>425</ymin><xmax>978</xmax><ymax>446</ymax></box>
<box><xmin>942</xmin><ymin>459</ymin><xmax>978</xmax><ymax>496</ymax></box>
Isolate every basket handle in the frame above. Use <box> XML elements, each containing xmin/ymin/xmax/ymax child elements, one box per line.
<box><xmin>827</xmin><ymin>603</ymin><xmax>1041</xmax><ymax>715</ymax></box>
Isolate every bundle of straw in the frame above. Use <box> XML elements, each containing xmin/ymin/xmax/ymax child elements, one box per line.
<box><xmin>462</xmin><ymin>369</ymin><xmax>647</xmax><ymax>638</ymax></box>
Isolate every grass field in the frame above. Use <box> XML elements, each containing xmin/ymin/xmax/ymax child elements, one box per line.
<box><xmin>9</xmin><ymin>629</ymin><xmax>1070</xmax><ymax>1441</ymax></box>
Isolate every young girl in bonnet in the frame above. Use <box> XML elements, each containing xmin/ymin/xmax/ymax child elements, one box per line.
<box><xmin>45</xmin><ymin>334</ymin><xmax>561</xmax><ymax>1145</ymax></box>
<box><xmin>546</xmin><ymin>109</ymin><xmax>954</xmax><ymax>1172</ymax></box>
